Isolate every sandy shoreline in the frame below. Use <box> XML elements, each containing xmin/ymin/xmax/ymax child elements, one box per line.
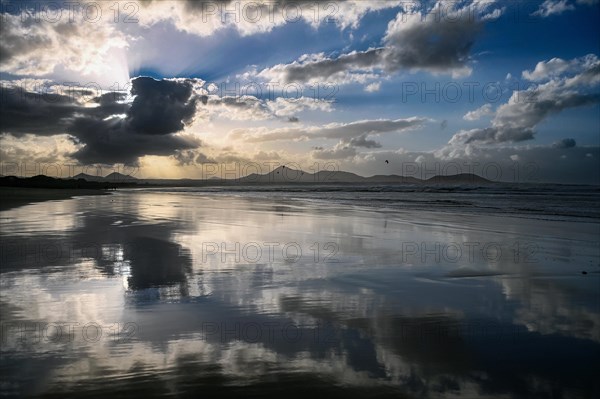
<box><xmin>0</xmin><ymin>187</ymin><xmax>110</xmax><ymax>211</ymax></box>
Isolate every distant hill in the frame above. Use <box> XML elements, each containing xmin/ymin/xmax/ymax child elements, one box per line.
<box><xmin>364</xmin><ymin>175</ymin><xmax>423</xmax><ymax>184</ymax></box>
<box><xmin>2</xmin><ymin>168</ymin><xmax>493</xmax><ymax>189</ymax></box>
<box><xmin>239</xmin><ymin>166</ymin><xmax>389</xmax><ymax>184</ymax></box>
<box><xmin>105</xmin><ymin>172</ymin><xmax>138</xmax><ymax>182</ymax></box>
<box><xmin>0</xmin><ymin>175</ymin><xmax>115</xmax><ymax>189</ymax></box>
<box><xmin>73</xmin><ymin>172</ymin><xmax>137</xmax><ymax>182</ymax></box>
<box><xmin>73</xmin><ymin>173</ymin><xmax>104</xmax><ymax>182</ymax></box>
<box><xmin>238</xmin><ymin>166</ymin><xmax>490</xmax><ymax>185</ymax></box>
<box><xmin>425</xmin><ymin>173</ymin><xmax>491</xmax><ymax>185</ymax></box>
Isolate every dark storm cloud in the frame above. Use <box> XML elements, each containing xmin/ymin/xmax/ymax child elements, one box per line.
<box><xmin>281</xmin><ymin>48</ymin><xmax>383</xmax><ymax>83</ymax></box>
<box><xmin>381</xmin><ymin>6</ymin><xmax>481</xmax><ymax>75</ymax></box>
<box><xmin>259</xmin><ymin>1</ymin><xmax>497</xmax><ymax>83</ymax></box>
<box><xmin>273</xmin><ymin>14</ymin><xmax>479</xmax><ymax>82</ymax></box>
<box><xmin>552</xmin><ymin>138</ymin><xmax>577</xmax><ymax>148</ymax></box>
<box><xmin>172</xmin><ymin>149</ymin><xmax>215</xmax><ymax>166</ymax></box>
<box><xmin>0</xmin><ymin>77</ymin><xmax>203</xmax><ymax>164</ymax></box>
<box><xmin>173</xmin><ymin>149</ymin><xmax>199</xmax><ymax>166</ymax></box>
<box><xmin>68</xmin><ymin>117</ymin><xmax>200</xmax><ymax>165</ymax></box>
<box><xmin>0</xmin><ymin>88</ymin><xmax>78</xmax><ymax>136</ymax></box>
<box><xmin>126</xmin><ymin>77</ymin><xmax>199</xmax><ymax>135</ymax></box>
<box><xmin>92</xmin><ymin>91</ymin><xmax>128</xmax><ymax>105</ymax></box>
<box><xmin>0</xmin><ymin>84</ymin><xmax>132</xmax><ymax>136</ymax></box>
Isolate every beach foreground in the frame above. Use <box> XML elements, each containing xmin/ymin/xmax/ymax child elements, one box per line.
<box><xmin>0</xmin><ymin>188</ymin><xmax>598</xmax><ymax>398</ymax></box>
<box><xmin>0</xmin><ymin>187</ymin><xmax>109</xmax><ymax>211</ymax></box>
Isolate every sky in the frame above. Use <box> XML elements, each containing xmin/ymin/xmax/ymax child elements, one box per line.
<box><xmin>0</xmin><ymin>0</ymin><xmax>599</xmax><ymax>183</ymax></box>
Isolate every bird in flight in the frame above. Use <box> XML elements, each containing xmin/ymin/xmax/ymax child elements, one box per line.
<box><xmin>385</xmin><ymin>160</ymin><xmax>389</xmax><ymax>164</ymax></box>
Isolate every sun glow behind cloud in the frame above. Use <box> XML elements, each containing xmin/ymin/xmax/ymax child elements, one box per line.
<box><xmin>0</xmin><ymin>0</ymin><xmax>598</xmax><ymax>183</ymax></box>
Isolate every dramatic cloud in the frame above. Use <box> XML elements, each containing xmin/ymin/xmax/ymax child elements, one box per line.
<box><xmin>463</xmin><ymin>104</ymin><xmax>494</xmax><ymax>121</ymax></box>
<box><xmin>231</xmin><ymin>117</ymin><xmax>424</xmax><ymax>160</ymax></box>
<box><xmin>531</xmin><ymin>0</ymin><xmax>599</xmax><ymax>18</ymax></box>
<box><xmin>449</xmin><ymin>126</ymin><xmax>536</xmax><ymax>146</ymax></box>
<box><xmin>0</xmin><ymin>133</ymin><xmax>80</xmax><ymax>165</ymax></box>
<box><xmin>379</xmin><ymin>0</ymin><xmax>490</xmax><ymax>77</ymax></box>
<box><xmin>311</xmin><ymin>142</ymin><xmax>357</xmax><ymax>159</ymax></box>
<box><xmin>127</xmin><ymin>77</ymin><xmax>200</xmax><ymax>134</ymax></box>
<box><xmin>0</xmin><ymin>1</ymin><xmax>403</xmax><ymax>84</ymax></box>
<box><xmin>0</xmin><ymin>10</ymin><xmax>128</xmax><ymax>79</ymax></box>
<box><xmin>138</xmin><ymin>0</ymin><xmax>404</xmax><ymax>37</ymax></box>
<box><xmin>200</xmin><ymin>95</ymin><xmax>271</xmax><ymax>121</ymax></box>
<box><xmin>364</xmin><ymin>82</ymin><xmax>381</xmax><ymax>92</ymax></box>
<box><xmin>173</xmin><ymin>149</ymin><xmax>215</xmax><ymax>166</ymax></box>
<box><xmin>447</xmin><ymin>54</ymin><xmax>600</xmax><ymax>147</ymax></box>
<box><xmin>69</xmin><ymin>120</ymin><xmax>200</xmax><ymax>165</ymax></box>
<box><xmin>0</xmin><ymin>1</ymin><xmax>597</xmax><ymax>184</ymax></box>
<box><xmin>266</xmin><ymin>96</ymin><xmax>334</xmax><ymax>117</ymax></box>
<box><xmin>347</xmin><ymin>134</ymin><xmax>382</xmax><ymax>148</ymax></box>
<box><xmin>521</xmin><ymin>57</ymin><xmax>588</xmax><ymax>81</ymax></box>
<box><xmin>312</xmin><ymin>131</ymin><xmax>384</xmax><ymax>159</ymax></box>
<box><xmin>0</xmin><ymin>84</ymin><xmax>128</xmax><ymax>136</ymax></box>
<box><xmin>255</xmin><ymin>1</ymin><xmax>502</xmax><ymax>85</ymax></box>
<box><xmin>199</xmin><ymin>95</ymin><xmax>333</xmax><ymax>121</ymax></box>
<box><xmin>256</xmin><ymin>49</ymin><xmax>382</xmax><ymax>85</ymax></box>
<box><xmin>531</xmin><ymin>0</ymin><xmax>575</xmax><ymax>17</ymax></box>
<box><xmin>552</xmin><ymin>138</ymin><xmax>577</xmax><ymax>148</ymax></box>
<box><xmin>229</xmin><ymin>117</ymin><xmax>426</xmax><ymax>143</ymax></box>
<box><xmin>0</xmin><ymin>77</ymin><xmax>204</xmax><ymax>165</ymax></box>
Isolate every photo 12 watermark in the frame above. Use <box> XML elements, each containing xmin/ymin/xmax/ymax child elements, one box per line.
<box><xmin>0</xmin><ymin>1</ymin><xmax>140</xmax><ymax>23</ymax></box>
<box><xmin>398</xmin><ymin>240</ymin><xmax>540</xmax><ymax>265</ymax></box>
<box><xmin>200</xmin><ymin>241</ymin><xmax>339</xmax><ymax>264</ymax></box>
<box><xmin>0</xmin><ymin>322</ymin><xmax>138</xmax><ymax>345</ymax></box>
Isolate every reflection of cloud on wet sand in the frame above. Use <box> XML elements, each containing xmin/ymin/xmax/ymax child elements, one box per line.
<box><xmin>1</xmin><ymin>193</ymin><xmax>599</xmax><ymax>397</ymax></box>
<box><xmin>502</xmin><ymin>276</ymin><xmax>600</xmax><ymax>342</ymax></box>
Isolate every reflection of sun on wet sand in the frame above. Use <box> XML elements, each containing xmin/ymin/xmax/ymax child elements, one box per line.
<box><xmin>0</xmin><ymin>187</ymin><xmax>110</xmax><ymax>211</ymax></box>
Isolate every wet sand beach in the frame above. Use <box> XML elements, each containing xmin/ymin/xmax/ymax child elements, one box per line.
<box><xmin>0</xmin><ymin>187</ymin><xmax>110</xmax><ymax>211</ymax></box>
<box><xmin>0</xmin><ymin>188</ymin><xmax>598</xmax><ymax>398</ymax></box>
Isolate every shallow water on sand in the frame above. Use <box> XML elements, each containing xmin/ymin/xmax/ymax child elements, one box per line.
<box><xmin>1</xmin><ymin>190</ymin><xmax>599</xmax><ymax>398</ymax></box>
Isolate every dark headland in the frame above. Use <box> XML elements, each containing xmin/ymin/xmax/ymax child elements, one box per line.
<box><xmin>0</xmin><ymin>168</ymin><xmax>492</xmax><ymax>210</ymax></box>
<box><xmin>0</xmin><ymin>175</ymin><xmax>120</xmax><ymax>210</ymax></box>
<box><xmin>2</xmin><ymin>167</ymin><xmax>493</xmax><ymax>187</ymax></box>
